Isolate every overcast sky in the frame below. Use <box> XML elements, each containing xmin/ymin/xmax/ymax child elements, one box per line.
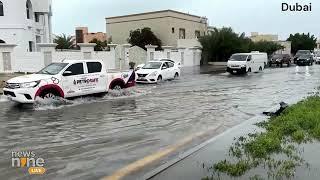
<box><xmin>52</xmin><ymin>0</ymin><xmax>319</xmax><ymax>40</ymax></box>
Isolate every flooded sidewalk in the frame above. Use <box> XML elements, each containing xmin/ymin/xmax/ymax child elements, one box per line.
<box><xmin>148</xmin><ymin>97</ymin><xmax>320</xmax><ymax>180</ymax></box>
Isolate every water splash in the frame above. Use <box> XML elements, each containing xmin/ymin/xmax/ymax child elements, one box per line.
<box><xmin>104</xmin><ymin>87</ymin><xmax>151</xmax><ymax>99</ymax></box>
<box><xmin>33</xmin><ymin>87</ymin><xmax>150</xmax><ymax>111</ymax></box>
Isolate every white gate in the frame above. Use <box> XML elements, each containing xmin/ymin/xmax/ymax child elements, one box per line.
<box><xmin>3</xmin><ymin>52</ymin><xmax>12</xmax><ymax>71</ymax></box>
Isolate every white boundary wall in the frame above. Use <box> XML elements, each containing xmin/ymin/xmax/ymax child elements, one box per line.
<box><xmin>146</xmin><ymin>45</ymin><xmax>201</xmax><ymax>67</ymax></box>
<box><xmin>0</xmin><ymin>43</ymin><xmax>202</xmax><ymax>73</ymax></box>
<box><xmin>0</xmin><ymin>43</ymin><xmax>120</xmax><ymax>73</ymax></box>
<box><xmin>13</xmin><ymin>52</ymin><xmax>43</xmax><ymax>73</ymax></box>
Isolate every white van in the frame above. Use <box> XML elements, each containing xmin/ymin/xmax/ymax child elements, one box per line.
<box><xmin>227</xmin><ymin>52</ymin><xmax>268</xmax><ymax>74</ymax></box>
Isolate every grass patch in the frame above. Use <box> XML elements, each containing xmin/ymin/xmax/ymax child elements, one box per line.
<box><xmin>204</xmin><ymin>96</ymin><xmax>320</xmax><ymax>179</ymax></box>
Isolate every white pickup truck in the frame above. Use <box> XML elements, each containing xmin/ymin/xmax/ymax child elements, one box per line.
<box><xmin>3</xmin><ymin>59</ymin><xmax>136</xmax><ymax>104</ymax></box>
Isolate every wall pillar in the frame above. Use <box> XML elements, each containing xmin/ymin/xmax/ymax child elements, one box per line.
<box><xmin>78</xmin><ymin>43</ymin><xmax>95</xmax><ymax>59</ymax></box>
<box><xmin>162</xmin><ymin>46</ymin><xmax>174</xmax><ymax>59</ymax></box>
<box><xmin>108</xmin><ymin>44</ymin><xmax>117</xmax><ymax>69</ymax></box>
<box><xmin>0</xmin><ymin>44</ymin><xmax>17</xmax><ymax>73</ymax></box>
<box><xmin>122</xmin><ymin>44</ymin><xmax>131</xmax><ymax>70</ymax></box>
<box><xmin>145</xmin><ymin>45</ymin><xmax>157</xmax><ymax>62</ymax></box>
<box><xmin>38</xmin><ymin>43</ymin><xmax>57</xmax><ymax>66</ymax></box>
<box><xmin>108</xmin><ymin>44</ymin><xmax>117</xmax><ymax>52</ymax></box>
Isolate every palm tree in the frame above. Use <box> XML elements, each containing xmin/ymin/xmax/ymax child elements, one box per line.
<box><xmin>90</xmin><ymin>38</ymin><xmax>108</xmax><ymax>51</ymax></box>
<box><xmin>54</xmin><ymin>34</ymin><xmax>74</xmax><ymax>50</ymax></box>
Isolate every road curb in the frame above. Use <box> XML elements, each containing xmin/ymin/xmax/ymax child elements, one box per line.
<box><xmin>142</xmin><ymin>105</ymin><xmax>281</xmax><ymax>180</ymax></box>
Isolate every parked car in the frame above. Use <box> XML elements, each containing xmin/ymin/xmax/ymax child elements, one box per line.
<box><xmin>296</xmin><ymin>55</ymin><xmax>313</xmax><ymax>66</ymax></box>
<box><xmin>227</xmin><ymin>52</ymin><xmax>267</xmax><ymax>74</ymax></box>
<box><xmin>294</xmin><ymin>50</ymin><xmax>313</xmax><ymax>64</ymax></box>
<box><xmin>136</xmin><ymin>64</ymin><xmax>145</xmax><ymax>70</ymax></box>
<box><xmin>269</xmin><ymin>54</ymin><xmax>291</xmax><ymax>67</ymax></box>
<box><xmin>136</xmin><ymin>60</ymin><xmax>180</xmax><ymax>83</ymax></box>
<box><xmin>3</xmin><ymin>59</ymin><xmax>136</xmax><ymax>104</ymax></box>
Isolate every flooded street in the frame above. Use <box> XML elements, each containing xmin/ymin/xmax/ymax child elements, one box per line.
<box><xmin>1</xmin><ymin>65</ymin><xmax>320</xmax><ymax>180</ymax></box>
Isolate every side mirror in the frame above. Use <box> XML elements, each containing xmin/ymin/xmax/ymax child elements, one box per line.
<box><xmin>247</xmin><ymin>58</ymin><xmax>251</xmax><ymax>62</ymax></box>
<box><xmin>162</xmin><ymin>66</ymin><xmax>167</xmax><ymax>70</ymax></box>
<box><xmin>63</xmin><ymin>71</ymin><xmax>73</xmax><ymax>76</ymax></box>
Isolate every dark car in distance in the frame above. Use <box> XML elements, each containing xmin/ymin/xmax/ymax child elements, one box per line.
<box><xmin>296</xmin><ymin>54</ymin><xmax>313</xmax><ymax>66</ymax></box>
<box><xmin>294</xmin><ymin>50</ymin><xmax>313</xmax><ymax>64</ymax></box>
<box><xmin>269</xmin><ymin>54</ymin><xmax>291</xmax><ymax>67</ymax></box>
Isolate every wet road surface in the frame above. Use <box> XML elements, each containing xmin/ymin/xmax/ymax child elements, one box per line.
<box><xmin>0</xmin><ymin>65</ymin><xmax>320</xmax><ymax>180</ymax></box>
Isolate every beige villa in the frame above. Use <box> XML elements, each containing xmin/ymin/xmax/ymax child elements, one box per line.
<box><xmin>249</xmin><ymin>32</ymin><xmax>292</xmax><ymax>55</ymax></box>
<box><xmin>106</xmin><ymin>10</ymin><xmax>208</xmax><ymax>47</ymax></box>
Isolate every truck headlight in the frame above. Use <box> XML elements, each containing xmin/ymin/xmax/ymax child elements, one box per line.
<box><xmin>149</xmin><ymin>71</ymin><xmax>158</xmax><ymax>77</ymax></box>
<box><xmin>20</xmin><ymin>81</ymin><xmax>40</xmax><ymax>88</ymax></box>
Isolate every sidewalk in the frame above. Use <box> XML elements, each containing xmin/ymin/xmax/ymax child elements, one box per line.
<box><xmin>145</xmin><ymin>103</ymin><xmax>320</xmax><ymax>180</ymax></box>
<box><xmin>145</xmin><ymin>115</ymin><xmax>268</xmax><ymax>180</ymax></box>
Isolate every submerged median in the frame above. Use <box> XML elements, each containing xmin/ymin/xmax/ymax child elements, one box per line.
<box><xmin>204</xmin><ymin>96</ymin><xmax>320</xmax><ymax>180</ymax></box>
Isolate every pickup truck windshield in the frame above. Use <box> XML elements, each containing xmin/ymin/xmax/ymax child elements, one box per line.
<box><xmin>229</xmin><ymin>55</ymin><xmax>248</xmax><ymax>61</ymax></box>
<box><xmin>37</xmin><ymin>63</ymin><xmax>68</xmax><ymax>75</ymax></box>
<box><xmin>143</xmin><ymin>62</ymin><xmax>162</xmax><ymax>69</ymax></box>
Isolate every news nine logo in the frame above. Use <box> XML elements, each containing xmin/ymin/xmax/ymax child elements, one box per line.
<box><xmin>11</xmin><ymin>151</ymin><xmax>46</xmax><ymax>175</ymax></box>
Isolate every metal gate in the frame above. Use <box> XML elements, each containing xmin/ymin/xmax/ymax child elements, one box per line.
<box><xmin>3</xmin><ymin>52</ymin><xmax>12</xmax><ymax>71</ymax></box>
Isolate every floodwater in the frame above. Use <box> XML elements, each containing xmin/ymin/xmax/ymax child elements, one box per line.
<box><xmin>0</xmin><ymin>65</ymin><xmax>320</xmax><ymax>180</ymax></box>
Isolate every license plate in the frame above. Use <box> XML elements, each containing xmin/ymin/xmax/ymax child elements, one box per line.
<box><xmin>233</xmin><ymin>70</ymin><xmax>237</xmax><ymax>73</ymax></box>
<box><xmin>138</xmin><ymin>78</ymin><xmax>145</xmax><ymax>80</ymax></box>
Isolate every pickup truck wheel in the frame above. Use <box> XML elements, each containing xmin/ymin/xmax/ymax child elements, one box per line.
<box><xmin>40</xmin><ymin>90</ymin><xmax>60</xmax><ymax>100</ymax></box>
<box><xmin>112</xmin><ymin>84</ymin><xmax>122</xmax><ymax>90</ymax></box>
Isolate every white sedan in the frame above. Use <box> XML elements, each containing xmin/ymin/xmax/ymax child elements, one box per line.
<box><xmin>136</xmin><ymin>60</ymin><xmax>181</xmax><ymax>83</ymax></box>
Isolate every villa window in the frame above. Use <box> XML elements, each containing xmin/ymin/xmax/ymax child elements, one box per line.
<box><xmin>0</xmin><ymin>1</ymin><xmax>4</xmax><ymax>16</ymax></box>
<box><xmin>179</xmin><ymin>28</ymin><xmax>185</xmax><ymax>39</ymax></box>
<box><xmin>35</xmin><ymin>13</ymin><xmax>40</xmax><ymax>22</ymax></box>
<box><xmin>26</xmin><ymin>0</ymin><xmax>32</xmax><ymax>19</ymax></box>
<box><xmin>172</xmin><ymin>27</ymin><xmax>175</xmax><ymax>34</ymax></box>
